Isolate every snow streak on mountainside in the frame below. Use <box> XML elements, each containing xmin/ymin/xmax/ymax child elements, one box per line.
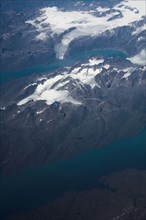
<box><xmin>26</xmin><ymin>0</ymin><xmax>146</xmax><ymax>59</ymax></box>
<box><xmin>17</xmin><ymin>58</ymin><xmax>103</xmax><ymax>106</ymax></box>
<box><xmin>1</xmin><ymin>54</ymin><xmax>146</xmax><ymax>175</ymax></box>
<box><xmin>13</xmin><ymin>56</ymin><xmax>145</xmax><ymax>107</ymax></box>
<box><xmin>0</xmin><ymin>0</ymin><xmax>146</xmax><ymax>176</ymax></box>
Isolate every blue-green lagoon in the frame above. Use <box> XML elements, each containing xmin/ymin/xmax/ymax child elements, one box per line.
<box><xmin>0</xmin><ymin>50</ymin><xmax>127</xmax><ymax>84</ymax></box>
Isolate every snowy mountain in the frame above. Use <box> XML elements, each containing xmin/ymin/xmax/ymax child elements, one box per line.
<box><xmin>25</xmin><ymin>0</ymin><xmax>146</xmax><ymax>59</ymax></box>
<box><xmin>1</xmin><ymin>0</ymin><xmax>146</xmax><ymax>72</ymax></box>
<box><xmin>1</xmin><ymin>54</ymin><xmax>146</xmax><ymax>174</ymax></box>
<box><xmin>0</xmin><ymin>1</ymin><xmax>146</xmax><ymax>220</ymax></box>
<box><xmin>15</xmin><ymin>57</ymin><xmax>145</xmax><ymax>106</ymax></box>
<box><xmin>0</xmin><ymin>0</ymin><xmax>146</xmax><ymax>173</ymax></box>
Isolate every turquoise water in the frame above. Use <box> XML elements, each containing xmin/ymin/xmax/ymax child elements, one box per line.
<box><xmin>0</xmin><ymin>50</ymin><xmax>127</xmax><ymax>84</ymax></box>
<box><xmin>0</xmin><ymin>129</ymin><xmax>146</xmax><ymax>219</ymax></box>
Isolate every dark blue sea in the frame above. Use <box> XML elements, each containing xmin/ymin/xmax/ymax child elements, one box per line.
<box><xmin>0</xmin><ymin>49</ymin><xmax>145</xmax><ymax>219</ymax></box>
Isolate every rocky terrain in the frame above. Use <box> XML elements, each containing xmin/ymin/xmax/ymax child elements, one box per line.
<box><xmin>6</xmin><ymin>169</ymin><xmax>146</xmax><ymax>220</ymax></box>
<box><xmin>1</xmin><ymin>0</ymin><xmax>146</xmax><ymax>175</ymax></box>
<box><xmin>0</xmin><ymin>55</ymin><xmax>146</xmax><ymax>175</ymax></box>
<box><xmin>0</xmin><ymin>1</ymin><xmax>146</xmax><ymax>219</ymax></box>
<box><xmin>1</xmin><ymin>5</ymin><xmax>55</xmax><ymax>72</ymax></box>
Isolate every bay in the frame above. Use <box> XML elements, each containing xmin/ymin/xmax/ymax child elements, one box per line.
<box><xmin>0</xmin><ymin>128</ymin><xmax>145</xmax><ymax>219</ymax></box>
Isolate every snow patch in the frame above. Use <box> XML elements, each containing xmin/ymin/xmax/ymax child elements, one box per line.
<box><xmin>36</xmin><ymin>110</ymin><xmax>44</xmax><ymax>114</ymax></box>
<box><xmin>36</xmin><ymin>32</ymin><xmax>48</xmax><ymax>41</ymax></box>
<box><xmin>23</xmin><ymin>83</ymin><xmax>37</xmax><ymax>91</ymax></box>
<box><xmin>103</xmin><ymin>64</ymin><xmax>110</xmax><ymax>70</ymax></box>
<box><xmin>132</xmin><ymin>24</ymin><xmax>146</xmax><ymax>36</ymax></box>
<box><xmin>129</xmin><ymin>49</ymin><xmax>146</xmax><ymax>66</ymax></box>
<box><xmin>96</xmin><ymin>7</ymin><xmax>109</xmax><ymax>13</ymax></box>
<box><xmin>0</xmin><ymin>107</ymin><xmax>6</xmax><ymax>110</ymax></box>
<box><xmin>18</xmin><ymin>73</ymin><xmax>82</xmax><ymax>106</ymax></box>
<box><xmin>122</xmin><ymin>67</ymin><xmax>135</xmax><ymax>79</ymax></box>
<box><xmin>81</xmin><ymin>58</ymin><xmax>104</xmax><ymax>67</ymax></box>
<box><xmin>137</xmin><ymin>36</ymin><xmax>145</xmax><ymax>42</ymax></box>
<box><xmin>70</xmin><ymin>67</ymin><xmax>102</xmax><ymax>88</ymax></box>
